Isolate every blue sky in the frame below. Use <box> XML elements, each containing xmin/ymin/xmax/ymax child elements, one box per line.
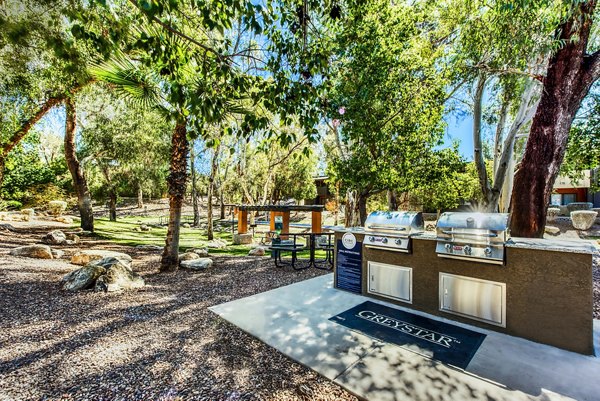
<box><xmin>444</xmin><ymin>114</ymin><xmax>474</xmax><ymax>160</ymax></box>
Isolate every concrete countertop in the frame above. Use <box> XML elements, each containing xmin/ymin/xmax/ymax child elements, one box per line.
<box><xmin>333</xmin><ymin>229</ymin><xmax>597</xmax><ymax>254</ymax></box>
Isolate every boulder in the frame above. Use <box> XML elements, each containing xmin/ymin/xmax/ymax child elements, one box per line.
<box><xmin>248</xmin><ymin>247</ymin><xmax>266</xmax><ymax>256</ymax></box>
<box><xmin>48</xmin><ymin>200</ymin><xmax>68</xmax><ymax>216</ymax></box>
<box><xmin>70</xmin><ymin>250</ymin><xmax>132</xmax><ymax>266</ymax></box>
<box><xmin>206</xmin><ymin>239</ymin><xmax>227</xmax><ymax>249</ymax></box>
<box><xmin>21</xmin><ymin>208</ymin><xmax>35</xmax><ymax>218</ymax></box>
<box><xmin>135</xmin><ymin>244</ymin><xmax>163</xmax><ymax>251</ymax></box>
<box><xmin>191</xmin><ymin>248</ymin><xmax>209</xmax><ymax>257</ymax></box>
<box><xmin>544</xmin><ymin>225</ymin><xmax>560</xmax><ymax>235</ymax></box>
<box><xmin>65</xmin><ymin>233</ymin><xmax>80</xmax><ymax>243</ymax></box>
<box><xmin>92</xmin><ymin>258</ymin><xmax>144</xmax><ymax>292</ymax></box>
<box><xmin>55</xmin><ymin>216</ymin><xmax>74</xmax><ymax>224</ymax></box>
<box><xmin>181</xmin><ymin>258</ymin><xmax>213</xmax><ymax>270</ymax></box>
<box><xmin>42</xmin><ymin>230</ymin><xmax>67</xmax><ymax>245</ymax></box>
<box><xmin>546</xmin><ymin>208</ymin><xmax>560</xmax><ymax>223</ymax></box>
<box><xmin>179</xmin><ymin>252</ymin><xmax>200</xmax><ymax>262</ymax></box>
<box><xmin>567</xmin><ymin>202</ymin><xmax>593</xmax><ymax>213</ymax></box>
<box><xmin>139</xmin><ymin>224</ymin><xmax>150</xmax><ymax>232</ymax></box>
<box><xmin>51</xmin><ymin>249</ymin><xmax>65</xmax><ymax>259</ymax></box>
<box><xmin>233</xmin><ymin>233</ymin><xmax>253</xmax><ymax>245</ymax></box>
<box><xmin>571</xmin><ymin>211</ymin><xmax>598</xmax><ymax>231</ymax></box>
<box><xmin>10</xmin><ymin>245</ymin><xmax>53</xmax><ymax>259</ymax></box>
<box><xmin>63</xmin><ymin>265</ymin><xmax>107</xmax><ymax>291</ymax></box>
<box><xmin>182</xmin><ymin>223</ymin><xmax>191</xmax><ymax>228</ymax></box>
<box><xmin>0</xmin><ymin>223</ymin><xmax>15</xmax><ymax>232</ymax></box>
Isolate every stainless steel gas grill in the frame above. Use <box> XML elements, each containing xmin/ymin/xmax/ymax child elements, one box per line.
<box><xmin>363</xmin><ymin>211</ymin><xmax>424</xmax><ymax>253</ymax></box>
<box><xmin>435</xmin><ymin>212</ymin><xmax>510</xmax><ymax>265</ymax></box>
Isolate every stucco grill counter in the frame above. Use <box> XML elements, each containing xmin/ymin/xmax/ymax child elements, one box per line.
<box><xmin>333</xmin><ymin>211</ymin><xmax>595</xmax><ymax>355</ymax></box>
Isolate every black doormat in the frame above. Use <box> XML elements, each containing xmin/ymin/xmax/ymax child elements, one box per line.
<box><xmin>330</xmin><ymin>301</ymin><xmax>486</xmax><ymax>369</ymax></box>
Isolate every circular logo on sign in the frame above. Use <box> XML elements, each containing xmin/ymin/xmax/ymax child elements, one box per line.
<box><xmin>342</xmin><ymin>232</ymin><xmax>357</xmax><ymax>249</ymax></box>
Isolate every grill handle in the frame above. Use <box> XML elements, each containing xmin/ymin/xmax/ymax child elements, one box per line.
<box><xmin>367</xmin><ymin>225</ymin><xmax>406</xmax><ymax>231</ymax></box>
<box><xmin>441</xmin><ymin>230</ymin><xmax>498</xmax><ymax>238</ymax></box>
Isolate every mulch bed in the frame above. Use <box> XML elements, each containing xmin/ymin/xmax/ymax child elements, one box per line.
<box><xmin>0</xmin><ymin>226</ymin><xmax>357</xmax><ymax>401</ymax></box>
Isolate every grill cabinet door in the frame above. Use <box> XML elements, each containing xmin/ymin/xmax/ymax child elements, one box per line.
<box><xmin>368</xmin><ymin>262</ymin><xmax>412</xmax><ymax>303</ymax></box>
<box><xmin>439</xmin><ymin>273</ymin><xmax>506</xmax><ymax>327</ymax></box>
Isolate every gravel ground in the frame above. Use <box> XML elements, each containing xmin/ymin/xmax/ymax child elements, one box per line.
<box><xmin>0</xmin><ymin>226</ymin><xmax>357</xmax><ymax>401</ymax></box>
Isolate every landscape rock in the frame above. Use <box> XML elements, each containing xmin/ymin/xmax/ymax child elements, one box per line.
<box><xmin>48</xmin><ymin>200</ymin><xmax>68</xmax><ymax>216</ymax></box>
<box><xmin>9</xmin><ymin>244</ymin><xmax>53</xmax><ymax>259</ymax></box>
<box><xmin>92</xmin><ymin>258</ymin><xmax>144</xmax><ymax>292</ymax></box>
<box><xmin>181</xmin><ymin>258</ymin><xmax>213</xmax><ymax>270</ymax></box>
<box><xmin>135</xmin><ymin>244</ymin><xmax>163</xmax><ymax>251</ymax></box>
<box><xmin>51</xmin><ymin>249</ymin><xmax>65</xmax><ymax>259</ymax></box>
<box><xmin>42</xmin><ymin>230</ymin><xmax>67</xmax><ymax>245</ymax></box>
<box><xmin>179</xmin><ymin>252</ymin><xmax>200</xmax><ymax>262</ymax></box>
<box><xmin>546</xmin><ymin>208</ymin><xmax>560</xmax><ymax>223</ymax></box>
<box><xmin>65</xmin><ymin>233</ymin><xmax>80</xmax><ymax>243</ymax></box>
<box><xmin>70</xmin><ymin>250</ymin><xmax>132</xmax><ymax>266</ymax></box>
<box><xmin>248</xmin><ymin>247</ymin><xmax>266</xmax><ymax>256</ymax></box>
<box><xmin>571</xmin><ymin>211</ymin><xmax>598</xmax><ymax>231</ymax></box>
<box><xmin>191</xmin><ymin>248</ymin><xmax>209</xmax><ymax>257</ymax></box>
<box><xmin>55</xmin><ymin>216</ymin><xmax>74</xmax><ymax>224</ymax></box>
<box><xmin>544</xmin><ymin>225</ymin><xmax>560</xmax><ymax>235</ymax></box>
<box><xmin>21</xmin><ymin>208</ymin><xmax>35</xmax><ymax>218</ymax></box>
<box><xmin>0</xmin><ymin>223</ymin><xmax>15</xmax><ymax>232</ymax></box>
<box><xmin>233</xmin><ymin>233</ymin><xmax>253</xmax><ymax>245</ymax></box>
<box><xmin>206</xmin><ymin>239</ymin><xmax>227</xmax><ymax>249</ymax></box>
<box><xmin>139</xmin><ymin>224</ymin><xmax>150</xmax><ymax>231</ymax></box>
<box><xmin>63</xmin><ymin>265</ymin><xmax>107</xmax><ymax>291</ymax></box>
<box><xmin>182</xmin><ymin>223</ymin><xmax>191</xmax><ymax>228</ymax></box>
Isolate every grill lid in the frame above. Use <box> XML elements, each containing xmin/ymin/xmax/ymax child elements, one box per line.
<box><xmin>436</xmin><ymin>212</ymin><xmax>509</xmax><ymax>231</ymax></box>
<box><xmin>364</xmin><ymin>211</ymin><xmax>424</xmax><ymax>235</ymax></box>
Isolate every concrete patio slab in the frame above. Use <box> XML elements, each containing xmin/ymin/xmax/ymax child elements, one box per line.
<box><xmin>210</xmin><ymin>274</ymin><xmax>600</xmax><ymax>401</ymax></box>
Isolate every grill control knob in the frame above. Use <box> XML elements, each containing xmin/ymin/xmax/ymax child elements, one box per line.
<box><xmin>484</xmin><ymin>246</ymin><xmax>493</xmax><ymax>257</ymax></box>
<box><xmin>444</xmin><ymin>243</ymin><xmax>452</xmax><ymax>252</ymax></box>
<box><xmin>395</xmin><ymin>239</ymin><xmax>403</xmax><ymax>246</ymax></box>
<box><xmin>382</xmin><ymin>238</ymin><xmax>388</xmax><ymax>244</ymax></box>
<box><xmin>463</xmin><ymin>245</ymin><xmax>472</xmax><ymax>255</ymax></box>
<box><xmin>369</xmin><ymin>236</ymin><xmax>375</xmax><ymax>242</ymax></box>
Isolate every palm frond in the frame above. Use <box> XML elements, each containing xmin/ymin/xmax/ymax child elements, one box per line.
<box><xmin>88</xmin><ymin>55</ymin><xmax>163</xmax><ymax>109</ymax></box>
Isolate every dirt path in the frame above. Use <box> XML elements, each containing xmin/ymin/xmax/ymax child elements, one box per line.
<box><xmin>0</xmin><ymin>226</ymin><xmax>356</xmax><ymax>401</ymax></box>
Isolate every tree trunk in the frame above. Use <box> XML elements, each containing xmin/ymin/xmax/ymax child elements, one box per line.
<box><xmin>358</xmin><ymin>193</ymin><xmax>368</xmax><ymax>225</ymax></box>
<box><xmin>190</xmin><ymin>143</ymin><xmax>200</xmax><ymax>226</ymax></box>
<box><xmin>161</xmin><ymin>120</ymin><xmax>189</xmax><ymax>272</ymax></box>
<box><xmin>206</xmin><ymin>143</ymin><xmax>220</xmax><ymax>241</ymax></box>
<box><xmin>108</xmin><ymin>191</ymin><xmax>117</xmax><ymax>222</ymax></box>
<box><xmin>64</xmin><ymin>97</ymin><xmax>94</xmax><ymax>232</ymax></box>
<box><xmin>345</xmin><ymin>190</ymin><xmax>368</xmax><ymax>227</ymax></box>
<box><xmin>219</xmin><ymin>190</ymin><xmax>225</xmax><ymax>219</ymax></box>
<box><xmin>137</xmin><ymin>183</ymin><xmax>144</xmax><ymax>208</ymax></box>
<box><xmin>387</xmin><ymin>190</ymin><xmax>398</xmax><ymax>211</ymax></box>
<box><xmin>510</xmin><ymin>0</ymin><xmax>599</xmax><ymax>237</ymax></box>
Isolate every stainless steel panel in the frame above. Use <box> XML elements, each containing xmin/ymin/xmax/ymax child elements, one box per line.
<box><xmin>436</xmin><ymin>212</ymin><xmax>509</xmax><ymax>231</ymax></box>
<box><xmin>368</xmin><ymin>262</ymin><xmax>412</xmax><ymax>303</ymax></box>
<box><xmin>439</xmin><ymin>273</ymin><xmax>506</xmax><ymax>327</ymax></box>
<box><xmin>364</xmin><ymin>211</ymin><xmax>424</xmax><ymax>234</ymax></box>
<box><xmin>364</xmin><ymin>235</ymin><xmax>410</xmax><ymax>251</ymax></box>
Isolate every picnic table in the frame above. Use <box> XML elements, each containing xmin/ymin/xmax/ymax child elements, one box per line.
<box><xmin>268</xmin><ymin>232</ymin><xmax>334</xmax><ymax>270</ymax></box>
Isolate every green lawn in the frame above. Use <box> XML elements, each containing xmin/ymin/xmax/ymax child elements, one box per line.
<box><xmin>92</xmin><ymin>216</ymin><xmax>330</xmax><ymax>258</ymax></box>
<box><xmin>93</xmin><ymin>216</ymin><xmax>251</xmax><ymax>256</ymax></box>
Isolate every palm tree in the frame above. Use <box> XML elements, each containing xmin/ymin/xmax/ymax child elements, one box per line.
<box><xmin>91</xmin><ymin>51</ymin><xmax>250</xmax><ymax>271</ymax></box>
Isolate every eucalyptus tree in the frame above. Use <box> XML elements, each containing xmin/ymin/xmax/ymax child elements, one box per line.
<box><xmin>510</xmin><ymin>0</ymin><xmax>600</xmax><ymax>237</ymax></box>
<box><xmin>0</xmin><ymin>0</ymin><xmax>134</xmax><ymax>231</ymax></box>
<box><xmin>325</xmin><ymin>0</ymin><xmax>447</xmax><ymax>225</ymax></box>
<box><xmin>77</xmin><ymin>85</ymin><xmax>170</xmax><ymax>220</ymax></box>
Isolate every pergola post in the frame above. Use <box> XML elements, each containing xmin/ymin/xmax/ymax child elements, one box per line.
<box><xmin>237</xmin><ymin>209</ymin><xmax>248</xmax><ymax>234</ymax></box>
<box><xmin>311</xmin><ymin>211</ymin><xmax>322</xmax><ymax>233</ymax></box>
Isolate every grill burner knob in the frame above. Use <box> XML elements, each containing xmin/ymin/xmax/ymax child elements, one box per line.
<box><xmin>484</xmin><ymin>246</ymin><xmax>493</xmax><ymax>257</ymax></box>
<box><xmin>382</xmin><ymin>238</ymin><xmax>388</xmax><ymax>244</ymax></box>
<box><xmin>463</xmin><ymin>245</ymin><xmax>472</xmax><ymax>255</ymax></box>
<box><xmin>369</xmin><ymin>236</ymin><xmax>375</xmax><ymax>242</ymax></box>
<box><xmin>445</xmin><ymin>243</ymin><xmax>452</xmax><ymax>252</ymax></box>
<box><xmin>395</xmin><ymin>239</ymin><xmax>403</xmax><ymax>245</ymax></box>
